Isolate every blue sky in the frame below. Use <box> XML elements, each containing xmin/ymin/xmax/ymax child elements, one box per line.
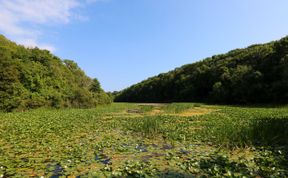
<box><xmin>0</xmin><ymin>0</ymin><xmax>288</xmax><ymax>91</ymax></box>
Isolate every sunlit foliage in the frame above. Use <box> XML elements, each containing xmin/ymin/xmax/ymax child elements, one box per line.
<box><xmin>0</xmin><ymin>35</ymin><xmax>111</xmax><ymax>111</ymax></box>
<box><xmin>115</xmin><ymin>36</ymin><xmax>288</xmax><ymax>104</ymax></box>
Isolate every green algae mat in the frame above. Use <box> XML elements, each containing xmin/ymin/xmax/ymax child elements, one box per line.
<box><xmin>1</xmin><ymin>103</ymin><xmax>288</xmax><ymax>177</ymax></box>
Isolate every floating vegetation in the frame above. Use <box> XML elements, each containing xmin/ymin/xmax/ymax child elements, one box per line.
<box><xmin>0</xmin><ymin>103</ymin><xmax>288</xmax><ymax>177</ymax></box>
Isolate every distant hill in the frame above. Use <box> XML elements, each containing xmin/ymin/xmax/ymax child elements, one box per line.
<box><xmin>115</xmin><ymin>36</ymin><xmax>288</xmax><ymax>104</ymax></box>
<box><xmin>0</xmin><ymin>35</ymin><xmax>111</xmax><ymax>111</ymax></box>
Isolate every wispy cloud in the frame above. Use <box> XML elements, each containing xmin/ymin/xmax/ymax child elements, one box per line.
<box><xmin>0</xmin><ymin>0</ymin><xmax>96</xmax><ymax>52</ymax></box>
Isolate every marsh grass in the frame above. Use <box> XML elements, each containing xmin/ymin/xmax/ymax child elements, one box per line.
<box><xmin>250</xmin><ymin>117</ymin><xmax>288</xmax><ymax>146</ymax></box>
<box><xmin>125</xmin><ymin>116</ymin><xmax>162</xmax><ymax>137</ymax></box>
<box><xmin>138</xmin><ymin>105</ymin><xmax>154</xmax><ymax>113</ymax></box>
<box><xmin>163</xmin><ymin>103</ymin><xmax>194</xmax><ymax>113</ymax></box>
<box><xmin>200</xmin><ymin>112</ymin><xmax>288</xmax><ymax>147</ymax></box>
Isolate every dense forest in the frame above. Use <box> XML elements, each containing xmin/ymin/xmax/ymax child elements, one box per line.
<box><xmin>115</xmin><ymin>36</ymin><xmax>288</xmax><ymax>104</ymax></box>
<box><xmin>0</xmin><ymin>35</ymin><xmax>111</xmax><ymax>112</ymax></box>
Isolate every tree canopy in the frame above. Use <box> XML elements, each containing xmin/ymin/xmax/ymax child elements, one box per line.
<box><xmin>115</xmin><ymin>36</ymin><xmax>288</xmax><ymax>104</ymax></box>
<box><xmin>0</xmin><ymin>35</ymin><xmax>111</xmax><ymax>111</ymax></box>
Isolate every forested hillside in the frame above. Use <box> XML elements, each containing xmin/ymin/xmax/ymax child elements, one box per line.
<box><xmin>0</xmin><ymin>35</ymin><xmax>111</xmax><ymax>112</ymax></box>
<box><xmin>115</xmin><ymin>36</ymin><xmax>288</xmax><ymax>104</ymax></box>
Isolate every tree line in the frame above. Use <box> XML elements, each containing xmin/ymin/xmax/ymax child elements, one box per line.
<box><xmin>115</xmin><ymin>36</ymin><xmax>288</xmax><ymax>104</ymax></box>
<box><xmin>0</xmin><ymin>35</ymin><xmax>111</xmax><ymax>112</ymax></box>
